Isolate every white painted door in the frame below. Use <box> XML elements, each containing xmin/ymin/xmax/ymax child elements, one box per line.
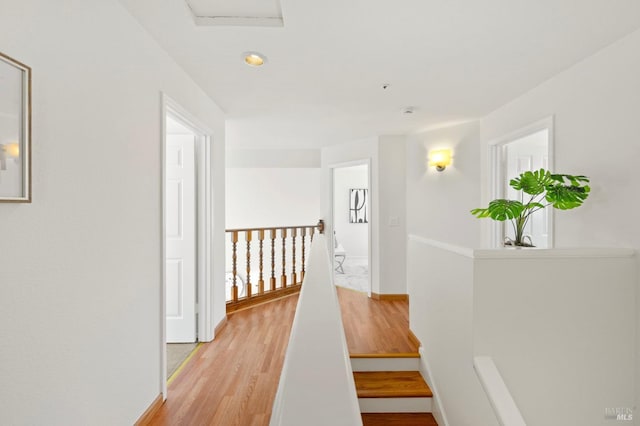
<box><xmin>504</xmin><ymin>129</ymin><xmax>549</xmax><ymax>247</ymax></box>
<box><xmin>166</xmin><ymin>134</ymin><xmax>197</xmax><ymax>343</ymax></box>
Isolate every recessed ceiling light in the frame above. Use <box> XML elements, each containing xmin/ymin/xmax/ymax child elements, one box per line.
<box><xmin>243</xmin><ymin>51</ymin><xmax>267</xmax><ymax>67</ymax></box>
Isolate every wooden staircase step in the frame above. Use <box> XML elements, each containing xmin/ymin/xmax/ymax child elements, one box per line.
<box><xmin>354</xmin><ymin>371</ymin><xmax>433</xmax><ymax>398</ymax></box>
<box><xmin>362</xmin><ymin>413</ymin><xmax>438</xmax><ymax>426</ymax></box>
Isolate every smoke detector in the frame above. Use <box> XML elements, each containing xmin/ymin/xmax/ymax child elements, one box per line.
<box><xmin>402</xmin><ymin>106</ymin><xmax>416</xmax><ymax>115</ymax></box>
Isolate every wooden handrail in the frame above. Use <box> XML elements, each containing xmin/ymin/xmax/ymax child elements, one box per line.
<box><xmin>226</xmin><ymin>222</ymin><xmax>324</xmax><ymax>233</ymax></box>
<box><xmin>225</xmin><ymin>220</ymin><xmax>324</xmax><ymax>310</ymax></box>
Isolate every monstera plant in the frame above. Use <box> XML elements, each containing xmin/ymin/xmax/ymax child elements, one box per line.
<box><xmin>471</xmin><ymin>169</ymin><xmax>590</xmax><ymax>247</ymax></box>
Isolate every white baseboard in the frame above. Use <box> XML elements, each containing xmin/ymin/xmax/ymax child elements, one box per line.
<box><xmin>419</xmin><ymin>346</ymin><xmax>450</xmax><ymax>426</ymax></box>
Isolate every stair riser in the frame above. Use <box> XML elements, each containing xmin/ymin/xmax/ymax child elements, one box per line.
<box><xmin>351</xmin><ymin>357</ymin><xmax>420</xmax><ymax>372</ymax></box>
<box><xmin>358</xmin><ymin>397</ymin><xmax>432</xmax><ymax>413</ymax></box>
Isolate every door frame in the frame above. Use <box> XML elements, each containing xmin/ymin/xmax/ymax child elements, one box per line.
<box><xmin>487</xmin><ymin>115</ymin><xmax>555</xmax><ymax>248</ymax></box>
<box><xmin>329</xmin><ymin>159</ymin><xmax>373</xmax><ymax>297</ymax></box>
<box><xmin>161</xmin><ymin>93</ymin><xmax>214</xmax><ymax>398</ymax></box>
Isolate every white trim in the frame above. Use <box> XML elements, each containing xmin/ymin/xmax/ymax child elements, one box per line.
<box><xmin>329</xmin><ymin>158</ymin><xmax>373</xmax><ymax>297</ymax></box>
<box><xmin>327</xmin><ymin>159</ymin><xmax>370</xmax><ymax>169</ymax></box>
<box><xmin>473</xmin><ymin>247</ymin><xmax>636</xmax><ymax>259</ymax></box>
<box><xmin>408</xmin><ymin>234</ymin><xmax>474</xmax><ymax>258</ymax></box>
<box><xmin>407</xmin><ymin>234</ymin><xmax>634</xmax><ymax>260</ymax></box>
<box><xmin>419</xmin><ymin>347</ymin><xmax>450</xmax><ymax>426</ymax></box>
<box><xmin>160</xmin><ymin>100</ymin><xmax>168</xmax><ymax>400</ymax></box>
<box><xmin>163</xmin><ymin>95</ymin><xmax>212</xmax><ymax>135</ymax></box>
<box><xmin>474</xmin><ymin>356</ymin><xmax>526</xmax><ymax>426</ymax></box>
<box><xmin>196</xmin><ymin>134</ymin><xmax>214</xmax><ymax>341</ymax></box>
<box><xmin>486</xmin><ymin>116</ymin><xmax>555</xmax><ymax>249</ymax></box>
<box><xmin>160</xmin><ymin>93</ymin><xmax>215</xmax><ymax>399</ymax></box>
<box><xmin>487</xmin><ymin>116</ymin><xmax>555</xmax><ymax>154</ymax></box>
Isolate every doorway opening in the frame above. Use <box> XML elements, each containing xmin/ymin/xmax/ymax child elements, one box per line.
<box><xmin>331</xmin><ymin>162</ymin><xmax>371</xmax><ymax>295</ymax></box>
<box><xmin>489</xmin><ymin>117</ymin><xmax>554</xmax><ymax>248</ymax></box>
<box><xmin>161</xmin><ymin>95</ymin><xmax>214</xmax><ymax>398</ymax></box>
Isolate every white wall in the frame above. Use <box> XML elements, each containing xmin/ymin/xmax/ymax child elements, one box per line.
<box><xmin>405</xmin><ymin>122</ymin><xmax>484</xmax><ymax>422</ymax></box>
<box><xmin>408</xmin><ymin>236</ymin><xmax>498</xmax><ymax>426</ymax></box>
<box><xmin>474</xmin><ymin>249</ymin><xmax>637</xmax><ymax>426</ymax></box>
<box><xmin>333</xmin><ymin>165</ymin><xmax>368</xmax><ymax>258</ymax></box>
<box><xmin>479</xmin><ymin>26</ymin><xmax>640</xmax><ymax>413</ymax></box>
<box><xmin>410</xmin><ymin>237</ymin><xmax>637</xmax><ymax>426</ymax></box>
<box><xmin>226</xmin><ymin>168</ymin><xmax>321</xmax><ymax>229</ymax></box>
<box><xmin>480</xmin><ymin>28</ymin><xmax>640</xmax><ymax>249</ymax></box>
<box><xmin>406</xmin><ymin>121</ymin><xmax>481</xmax><ymax>248</ymax></box>
<box><xmin>0</xmin><ymin>1</ymin><xmax>226</xmax><ymax>424</ymax></box>
<box><xmin>378</xmin><ymin>136</ymin><xmax>407</xmax><ymax>295</ymax></box>
<box><xmin>227</xmin><ymin>148</ymin><xmax>320</xmax><ymax>168</ymax></box>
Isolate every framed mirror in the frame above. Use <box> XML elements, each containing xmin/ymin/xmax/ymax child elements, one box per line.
<box><xmin>0</xmin><ymin>51</ymin><xmax>31</xmax><ymax>202</ymax></box>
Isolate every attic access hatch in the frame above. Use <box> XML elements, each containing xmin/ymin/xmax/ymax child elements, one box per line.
<box><xmin>186</xmin><ymin>0</ymin><xmax>284</xmax><ymax>27</ymax></box>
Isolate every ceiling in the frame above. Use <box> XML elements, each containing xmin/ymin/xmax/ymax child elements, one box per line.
<box><xmin>119</xmin><ymin>0</ymin><xmax>640</xmax><ymax>149</ymax></box>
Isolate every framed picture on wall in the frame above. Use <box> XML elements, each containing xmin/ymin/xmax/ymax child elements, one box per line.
<box><xmin>349</xmin><ymin>188</ymin><xmax>368</xmax><ymax>223</ymax></box>
<box><xmin>0</xmin><ymin>51</ymin><xmax>31</xmax><ymax>202</ymax></box>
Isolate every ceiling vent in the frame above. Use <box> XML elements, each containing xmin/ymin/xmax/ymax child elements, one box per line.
<box><xmin>186</xmin><ymin>0</ymin><xmax>284</xmax><ymax>27</ymax></box>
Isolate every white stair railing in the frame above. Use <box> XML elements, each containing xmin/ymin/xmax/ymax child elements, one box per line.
<box><xmin>270</xmin><ymin>234</ymin><xmax>362</xmax><ymax>426</ymax></box>
<box><xmin>474</xmin><ymin>356</ymin><xmax>526</xmax><ymax>426</ymax></box>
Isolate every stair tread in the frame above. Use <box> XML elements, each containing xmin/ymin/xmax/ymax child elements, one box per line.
<box><xmin>354</xmin><ymin>371</ymin><xmax>433</xmax><ymax>398</ymax></box>
<box><xmin>362</xmin><ymin>413</ymin><xmax>438</xmax><ymax>426</ymax></box>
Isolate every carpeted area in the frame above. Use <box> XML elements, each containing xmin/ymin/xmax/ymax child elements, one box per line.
<box><xmin>334</xmin><ymin>257</ymin><xmax>369</xmax><ymax>293</ymax></box>
<box><xmin>167</xmin><ymin>343</ymin><xmax>198</xmax><ymax>378</ymax></box>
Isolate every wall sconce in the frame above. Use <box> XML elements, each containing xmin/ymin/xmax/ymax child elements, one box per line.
<box><xmin>429</xmin><ymin>149</ymin><xmax>452</xmax><ymax>172</ymax></box>
<box><xmin>0</xmin><ymin>142</ymin><xmax>20</xmax><ymax>171</ymax></box>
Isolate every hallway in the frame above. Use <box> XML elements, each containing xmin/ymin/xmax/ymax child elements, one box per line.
<box><xmin>143</xmin><ymin>295</ymin><xmax>298</xmax><ymax>425</ymax></box>
<box><xmin>141</xmin><ymin>286</ymin><xmax>423</xmax><ymax>424</ymax></box>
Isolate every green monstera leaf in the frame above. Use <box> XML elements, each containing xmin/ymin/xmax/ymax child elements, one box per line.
<box><xmin>546</xmin><ymin>185</ymin><xmax>590</xmax><ymax>210</ymax></box>
<box><xmin>549</xmin><ymin>174</ymin><xmax>590</xmax><ymax>186</ymax></box>
<box><xmin>471</xmin><ymin>199</ymin><xmax>524</xmax><ymax>221</ymax></box>
<box><xmin>546</xmin><ymin>173</ymin><xmax>590</xmax><ymax>210</ymax></box>
<box><xmin>470</xmin><ymin>168</ymin><xmax>590</xmax><ymax>246</ymax></box>
<box><xmin>510</xmin><ymin>169</ymin><xmax>553</xmax><ymax>195</ymax></box>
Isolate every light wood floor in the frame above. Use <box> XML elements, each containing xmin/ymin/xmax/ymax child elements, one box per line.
<box><xmin>143</xmin><ymin>294</ymin><xmax>298</xmax><ymax>426</ymax></box>
<box><xmin>337</xmin><ymin>287</ymin><xmax>419</xmax><ymax>355</ymax></box>
<box><xmin>142</xmin><ymin>287</ymin><xmax>418</xmax><ymax>425</ymax></box>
